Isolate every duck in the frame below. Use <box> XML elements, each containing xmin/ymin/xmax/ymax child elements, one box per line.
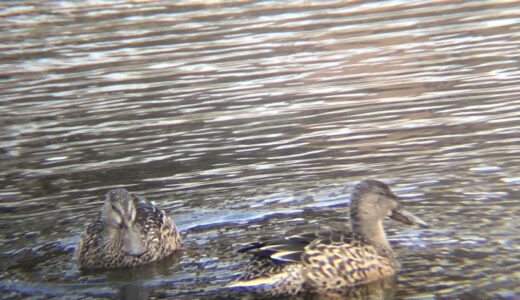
<box><xmin>230</xmin><ymin>179</ymin><xmax>428</xmax><ymax>295</ymax></box>
<box><xmin>76</xmin><ymin>188</ymin><xmax>181</xmax><ymax>269</ymax></box>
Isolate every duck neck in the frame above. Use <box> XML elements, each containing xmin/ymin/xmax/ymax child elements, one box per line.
<box><xmin>350</xmin><ymin>211</ymin><xmax>391</xmax><ymax>250</ymax></box>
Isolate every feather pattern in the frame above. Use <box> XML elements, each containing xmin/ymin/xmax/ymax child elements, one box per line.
<box><xmin>76</xmin><ymin>189</ymin><xmax>181</xmax><ymax>269</ymax></box>
<box><xmin>236</xmin><ymin>230</ymin><xmax>395</xmax><ymax>294</ymax></box>
<box><xmin>231</xmin><ymin>180</ymin><xmax>426</xmax><ymax>295</ymax></box>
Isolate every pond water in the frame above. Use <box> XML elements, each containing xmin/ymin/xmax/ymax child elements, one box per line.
<box><xmin>1</xmin><ymin>0</ymin><xmax>519</xmax><ymax>299</ymax></box>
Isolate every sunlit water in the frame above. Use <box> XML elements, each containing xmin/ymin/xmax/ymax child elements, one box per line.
<box><xmin>1</xmin><ymin>0</ymin><xmax>519</xmax><ymax>299</ymax></box>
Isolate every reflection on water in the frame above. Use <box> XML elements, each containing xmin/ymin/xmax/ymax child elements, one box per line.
<box><xmin>1</xmin><ymin>0</ymin><xmax>520</xmax><ymax>299</ymax></box>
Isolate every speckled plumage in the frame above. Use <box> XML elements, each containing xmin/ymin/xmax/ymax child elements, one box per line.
<box><xmin>231</xmin><ymin>180</ymin><xmax>427</xmax><ymax>295</ymax></box>
<box><xmin>76</xmin><ymin>189</ymin><xmax>181</xmax><ymax>269</ymax></box>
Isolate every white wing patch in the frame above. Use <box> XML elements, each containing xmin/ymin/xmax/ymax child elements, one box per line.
<box><xmin>228</xmin><ymin>272</ymin><xmax>287</xmax><ymax>288</ymax></box>
<box><xmin>271</xmin><ymin>251</ymin><xmax>300</xmax><ymax>262</ymax></box>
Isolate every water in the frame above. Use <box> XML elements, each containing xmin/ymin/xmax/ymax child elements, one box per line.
<box><xmin>1</xmin><ymin>0</ymin><xmax>519</xmax><ymax>299</ymax></box>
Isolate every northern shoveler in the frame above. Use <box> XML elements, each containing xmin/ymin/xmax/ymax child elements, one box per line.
<box><xmin>231</xmin><ymin>179</ymin><xmax>427</xmax><ymax>295</ymax></box>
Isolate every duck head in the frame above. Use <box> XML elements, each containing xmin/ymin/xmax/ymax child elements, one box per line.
<box><xmin>351</xmin><ymin>179</ymin><xmax>428</xmax><ymax>228</ymax></box>
<box><xmin>102</xmin><ymin>188</ymin><xmax>146</xmax><ymax>256</ymax></box>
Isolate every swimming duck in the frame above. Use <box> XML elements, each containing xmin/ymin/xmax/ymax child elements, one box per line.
<box><xmin>230</xmin><ymin>179</ymin><xmax>427</xmax><ymax>295</ymax></box>
<box><xmin>76</xmin><ymin>188</ymin><xmax>181</xmax><ymax>269</ymax></box>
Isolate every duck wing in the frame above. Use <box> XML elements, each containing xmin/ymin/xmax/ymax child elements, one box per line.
<box><xmin>132</xmin><ymin>194</ymin><xmax>180</xmax><ymax>250</ymax></box>
<box><xmin>238</xmin><ymin>230</ymin><xmax>356</xmax><ymax>264</ymax></box>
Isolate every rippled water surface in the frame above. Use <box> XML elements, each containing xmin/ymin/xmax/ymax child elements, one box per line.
<box><xmin>1</xmin><ymin>0</ymin><xmax>520</xmax><ymax>299</ymax></box>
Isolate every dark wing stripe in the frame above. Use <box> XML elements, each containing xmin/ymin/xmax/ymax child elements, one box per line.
<box><xmin>239</xmin><ymin>230</ymin><xmax>359</xmax><ymax>266</ymax></box>
<box><xmin>237</xmin><ymin>242</ymin><xmax>266</xmax><ymax>253</ymax></box>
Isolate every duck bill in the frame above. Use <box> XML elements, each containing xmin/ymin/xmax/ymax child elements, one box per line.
<box><xmin>121</xmin><ymin>226</ymin><xmax>146</xmax><ymax>256</ymax></box>
<box><xmin>390</xmin><ymin>208</ymin><xmax>428</xmax><ymax>228</ymax></box>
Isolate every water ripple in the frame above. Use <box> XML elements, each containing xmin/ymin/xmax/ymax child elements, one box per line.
<box><xmin>1</xmin><ymin>0</ymin><xmax>520</xmax><ymax>299</ymax></box>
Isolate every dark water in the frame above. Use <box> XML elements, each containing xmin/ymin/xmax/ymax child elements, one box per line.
<box><xmin>1</xmin><ymin>0</ymin><xmax>520</xmax><ymax>299</ymax></box>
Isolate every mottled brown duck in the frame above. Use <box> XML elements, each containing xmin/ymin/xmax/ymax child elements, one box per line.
<box><xmin>76</xmin><ymin>188</ymin><xmax>181</xmax><ymax>269</ymax></box>
<box><xmin>230</xmin><ymin>179</ymin><xmax>427</xmax><ymax>295</ymax></box>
